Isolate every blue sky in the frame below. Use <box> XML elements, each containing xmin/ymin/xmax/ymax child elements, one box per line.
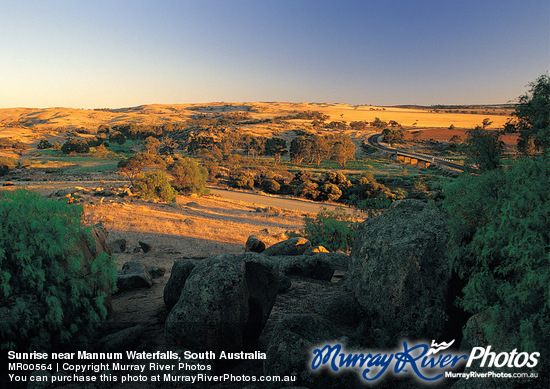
<box><xmin>1</xmin><ymin>0</ymin><xmax>548</xmax><ymax>108</ymax></box>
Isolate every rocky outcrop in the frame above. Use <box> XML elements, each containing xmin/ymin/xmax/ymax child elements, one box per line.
<box><xmin>165</xmin><ymin>253</ymin><xmax>279</xmax><ymax>352</ymax></box>
<box><xmin>349</xmin><ymin>199</ymin><xmax>451</xmax><ymax>345</ymax></box>
<box><xmin>263</xmin><ymin>237</ymin><xmax>312</xmax><ymax>256</ymax></box>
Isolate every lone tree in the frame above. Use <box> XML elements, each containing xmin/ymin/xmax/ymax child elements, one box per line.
<box><xmin>168</xmin><ymin>157</ymin><xmax>208</xmax><ymax>194</ymax></box>
<box><xmin>464</xmin><ymin>126</ymin><xmax>504</xmax><ymax>171</ymax></box>
<box><xmin>382</xmin><ymin>127</ymin><xmax>404</xmax><ymax>145</ymax></box>
<box><xmin>504</xmin><ymin>74</ymin><xmax>550</xmax><ymax>155</ymax></box>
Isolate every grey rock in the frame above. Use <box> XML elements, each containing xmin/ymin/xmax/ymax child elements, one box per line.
<box><xmin>163</xmin><ymin>259</ymin><xmax>197</xmax><ymax>307</ymax></box>
<box><xmin>349</xmin><ymin>199</ymin><xmax>451</xmax><ymax>344</ymax></box>
<box><xmin>107</xmin><ymin>238</ymin><xmax>127</xmax><ymax>253</ymax></box>
<box><xmin>139</xmin><ymin>241</ymin><xmax>153</xmax><ymax>253</ymax></box>
<box><xmin>271</xmin><ymin>254</ymin><xmax>335</xmax><ymax>281</ymax></box>
<box><xmin>245</xmin><ymin>235</ymin><xmax>266</xmax><ymax>253</ymax></box>
<box><xmin>263</xmin><ymin>237</ymin><xmax>312</xmax><ymax>256</ymax></box>
<box><xmin>146</xmin><ymin>265</ymin><xmax>166</xmax><ymax>278</ymax></box>
<box><xmin>278</xmin><ymin>273</ymin><xmax>292</xmax><ymax>293</ymax></box>
<box><xmin>117</xmin><ymin>261</ymin><xmax>153</xmax><ymax>291</ymax></box>
<box><xmin>165</xmin><ymin>253</ymin><xmax>278</xmax><ymax>352</ymax></box>
<box><xmin>128</xmin><ymin>245</ymin><xmax>142</xmax><ymax>253</ymax></box>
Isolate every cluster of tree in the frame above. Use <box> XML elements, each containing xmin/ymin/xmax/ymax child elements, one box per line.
<box><xmin>289</xmin><ymin>134</ymin><xmax>355</xmax><ymax>167</ymax></box>
<box><xmin>382</xmin><ymin>127</ymin><xmax>405</xmax><ymax>144</ymax></box>
<box><xmin>229</xmin><ymin>168</ymin><xmax>407</xmax><ymax>207</ymax></box>
<box><xmin>61</xmin><ymin>138</ymin><xmax>90</xmax><ymax>154</ymax></box>
<box><xmin>118</xmin><ymin>153</ymin><xmax>208</xmax><ymax>200</ymax></box>
<box><xmin>186</xmin><ymin>112</ymin><xmax>255</xmax><ymax>130</ymax></box>
<box><xmin>277</xmin><ymin>110</ymin><xmax>330</xmax><ymax>121</ymax></box>
<box><xmin>463</xmin><ymin>75</ymin><xmax>549</xmax><ymax>170</ymax></box>
<box><xmin>109</xmin><ymin>122</ymin><xmax>187</xmax><ymax>140</ymax></box>
<box><xmin>504</xmin><ymin>74</ymin><xmax>549</xmax><ymax>155</ymax></box>
<box><xmin>187</xmin><ymin>131</ymin><xmax>287</xmax><ymax>162</ymax></box>
<box><xmin>37</xmin><ymin>139</ymin><xmax>53</xmax><ymax>149</ymax></box>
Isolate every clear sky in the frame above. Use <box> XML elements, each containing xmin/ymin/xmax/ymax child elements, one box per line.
<box><xmin>1</xmin><ymin>0</ymin><xmax>548</xmax><ymax>108</ymax></box>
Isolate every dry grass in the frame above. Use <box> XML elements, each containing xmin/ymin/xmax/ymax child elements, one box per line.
<box><xmin>83</xmin><ymin>194</ymin><xmax>304</xmax><ymax>262</ymax></box>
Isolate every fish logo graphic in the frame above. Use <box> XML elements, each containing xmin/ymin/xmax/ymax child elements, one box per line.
<box><xmin>427</xmin><ymin>340</ymin><xmax>455</xmax><ymax>355</ymax></box>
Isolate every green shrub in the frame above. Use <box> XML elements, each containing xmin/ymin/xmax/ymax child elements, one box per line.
<box><xmin>303</xmin><ymin>207</ymin><xmax>359</xmax><ymax>252</ymax></box>
<box><xmin>0</xmin><ymin>190</ymin><xmax>117</xmax><ymax>351</ymax></box>
<box><xmin>61</xmin><ymin>138</ymin><xmax>90</xmax><ymax>154</ymax></box>
<box><xmin>133</xmin><ymin>170</ymin><xmax>177</xmax><ymax>202</ymax></box>
<box><xmin>37</xmin><ymin>139</ymin><xmax>52</xmax><ymax>149</ymax></box>
<box><xmin>229</xmin><ymin>170</ymin><xmax>255</xmax><ymax>190</ymax></box>
<box><xmin>317</xmin><ymin>183</ymin><xmax>342</xmax><ymax>201</ymax></box>
<box><xmin>261</xmin><ymin>178</ymin><xmax>281</xmax><ymax>194</ymax></box>
<box><xmin>442</xmin><ymin>155</ymin><xmax>549</xmax><ymax>369</ymax></box>
<box><xmin>169</xmin><ymin>157</ymin><xmax>208</xmax><ymax>194</ymax></box>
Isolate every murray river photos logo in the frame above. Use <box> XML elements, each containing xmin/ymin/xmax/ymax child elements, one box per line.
<box><xmin>310</xmin><ymin>340</ymin><xmax>540</xmax><ymax>383</ymax></box>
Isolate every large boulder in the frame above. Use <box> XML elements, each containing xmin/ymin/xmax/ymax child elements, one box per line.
<box><xmin>265</xmin><ymin>314</ymin><xmax>361</xmax><ymax>388</ymax></box>
<box><xmin>263</xmin><ymin>237</ymin><xmax>312</xmax><ymax>256</ymax></box>
<box><xmin>163</xmin><ymin>259</ymin><xmax>197</xmax><ymax>307</ymax></box>
<box><xmin>165</xmin><ymin>253</ymin><xmax>279</xmax><ymax>352</ymax></box>
<box><xmin>349</xmin><ymin>199</ymin><xmax>451</xmax><ymax>344</ymax></box>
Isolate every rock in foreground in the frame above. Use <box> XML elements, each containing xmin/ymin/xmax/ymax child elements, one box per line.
<box><xmin>349</xmin><ymin>199</ymin><xmax>451</xmax><ymax>344</ymax></box>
